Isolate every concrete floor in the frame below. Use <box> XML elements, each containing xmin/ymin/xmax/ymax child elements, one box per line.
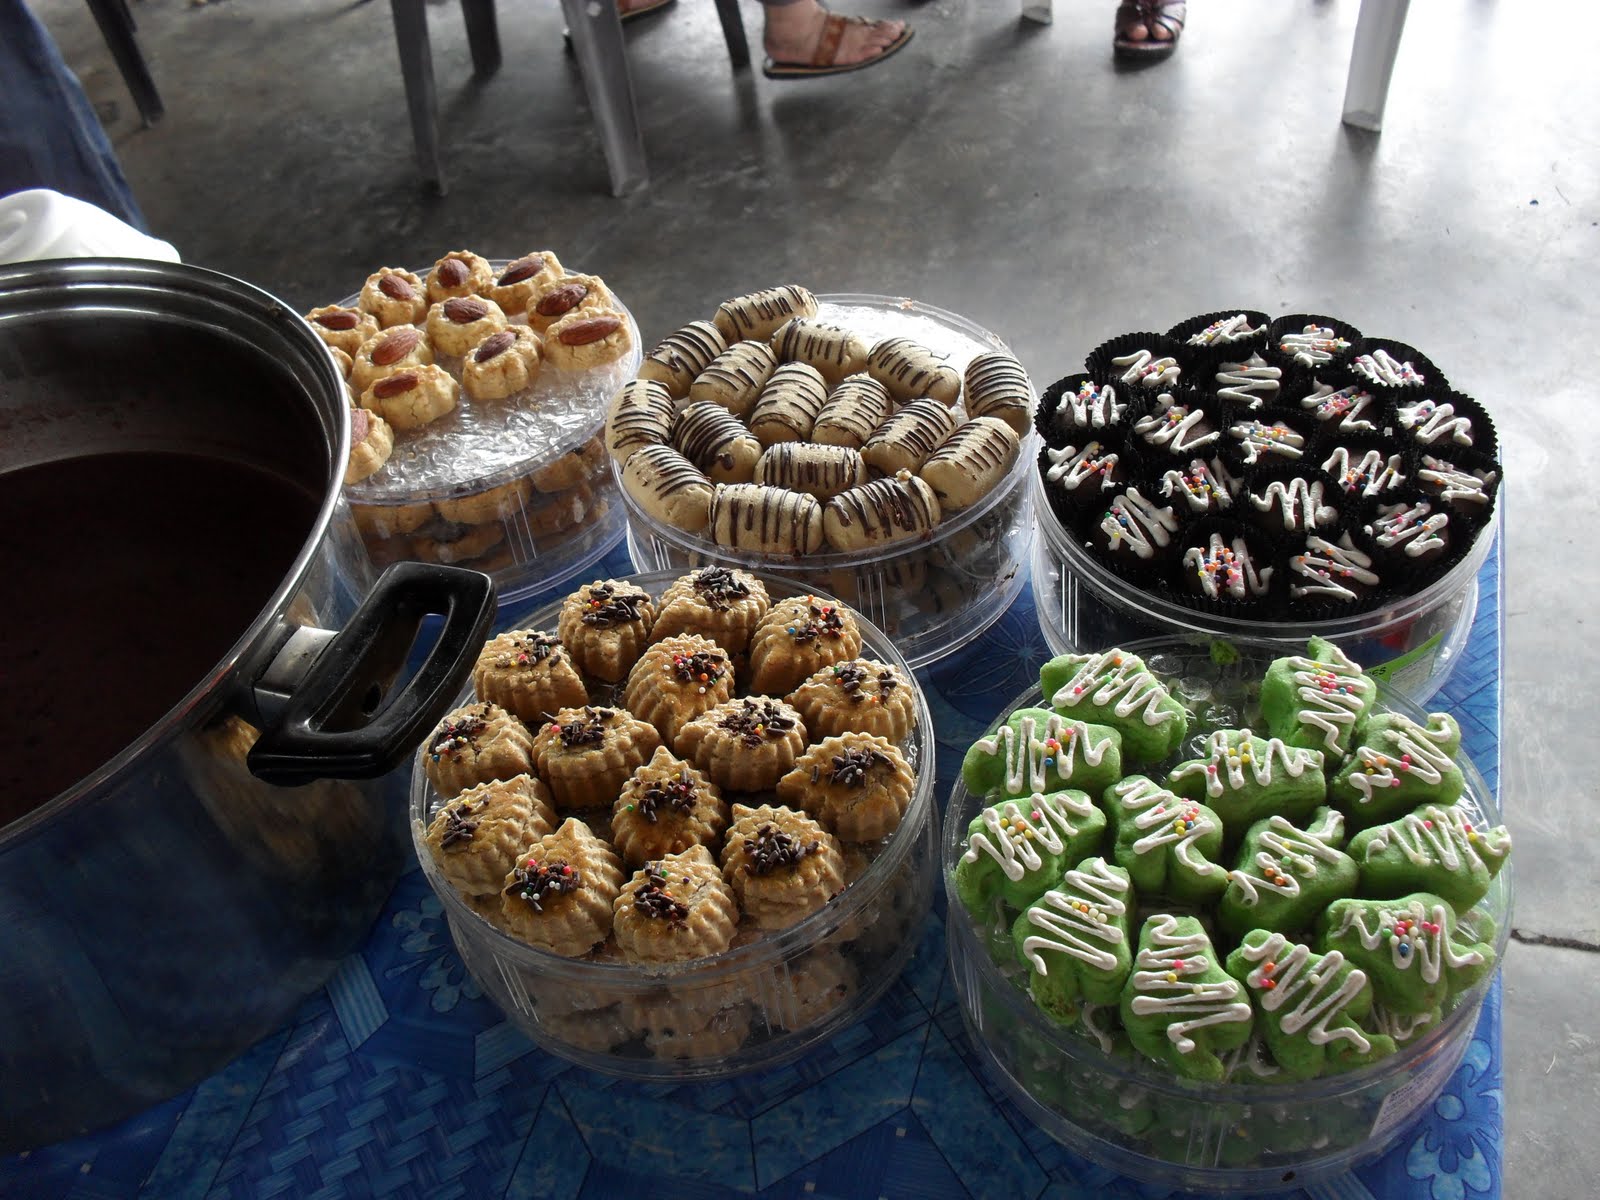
<box><xmin>27</xmin><ymin>0</ymin><xmax>1600</xmax><ymax>1193</ymax></box>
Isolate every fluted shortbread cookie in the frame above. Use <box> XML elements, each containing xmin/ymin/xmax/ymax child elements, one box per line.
<box><xmin>426</xmin><ymin>294</ymin><xmax>508</xmax><ymax>357</ymax></box>
<box><xmin>672</xmin><ymin>400</ymin><xmax>762</xmax><ymax>483</ymax></box>
<box><xmin>359</xmin><ymin>364</ymin><xmax>458</xmax><ymax>432</ymax></box>
<box><xmin>748</xmin><ymin>361</ymin><xmax>829</xmax><ymax>444</ymax></box>
<box><xmin>461</xmin><ymin>326</ymin><xmax>542</xmax><ymax>400</ymax></box>
<box><xmin>861</xmin><ymin>397</ymin><xmax>960</xmax><ymax>475</ymax></box>
<box><xmin>753</xmin><ymin>442</ymin><xmax>867</xmax><ymax>500</ymax></box>
<box><xmin>811</xmin><ymin>373</ymin><xmax>893</xmax><ymax>448</ymax></box>
<box><xmin>526</xmin><ymin>273</ymin><xmax>614</xmax><ymax>334</ymax></box>
<box><xmin>787</xmin><ymin>658</ymin><xmax>915</xmax><ymax>743</ymax></box>
<box><xmin>713</xmin><ymin>284</ymin><xmax>818</xmax><ymax>343</ymax></box>
<box><xmin>865</xmin><ymin>335</ymin><xmax>961</xmax><ymax>405</ymax></box>
<box><xmin>358</xmin><ymin>267</ymin><xmax>428</xmax><ymax>327</ymax></box>
<box><xmin>351</xmin><ymin>325</ymin><xmax>434</xmax><ymax>394</ymax></box>
<box><xmin>328</xmin><ymin>345</ymin><xmax>354</xmax><ymax>383</ymax></box>
<box><xmin>307</xmin><ymin>304</ymin><xmax>380</xmax><ymax>356</ymax></box>
<box><xmin>650</xmin><ymin>567</ymin><xmax>771</xmax><ymax>657</ymax></box>
<box><xmin>622</xmin><ymin>444</ymin><xmax>714</xmax><ymax>533</ymax></box>
<box><xmin>472</xmin><ymin>628</ymin><xmax>587</xmax><ymax>725</ymax></box>
<box><xmin>422</xmin><ymin>701</ymin><xmax>537</xmax><ymax>799</ymax></box>
<box><xmin>611</xmin><ymin>746</ymin><xmax>729</xmax><ymax>868</ymax></box>
<box><xmin>612</xmin><ymin>845</ymin><xmax>741</xmax><ymax>963</ymax></box>
<box><xmin>606</xmin><ymin>378</ymin><xmax>676</xmax><ymax>464</ymax></box>
<box><xmin>532</xmin><ymin>705</ymin><xmax>662</xmax><ymax>810</ymax></box>
<box><xmin>749</xmin><ymin>595</ymin><xmax>864</xmax><ymax>695</ymax></box>
<box><xmin>721</xmin><ymin>803</ymin><xmax>846</xmax><ymax>930</ymax></box>
<box><xmin>771</xmin><ymin>317</ymin><xmax>870</xmax><ymax>386</ymax></box>
<box><xmin>706</xmin><ymin>482</ymin><xmax>823</xmax><ymax>555</ymax></box>
<box><xmin>486</xmin><ymin>251</ymin><xmax>563</xmax><ymax>315</ymax></box>
<box><xmin>498</xmin><ymin>818</ymin><xmax>625</xmax><ymax>957</ymax></box>
<box><xmin>638</xmin><ymin>320</ymin><xmax>727</xmax><ymax>398</ymax></box>
<box><xmin>777</xmin><ymin>733</ymin><xmax>915</xmax><ymax>842</ymax></box>
<box><xmin>529</xmin><ymin>436</ymin><xmax>603</xmax><ymax>492</ymax></box>
<box><xmin>425</xmin><ymin>249</ymin><xmax>494</xmax><ymax>305</ymax></box>
<box><xmin>433</xmin><ymin>476</ymin><xmax>530</xmax><ymax>525</ymax></box>
<box><xmin>964</xmin><ymin>350</ymin><xmax>1033</xmax><ymax>435</ymax></box>
<box><xmin>544</xmin><ymin>308</ymin><xmax>632</xmax><ymax>371</ymax></box>
<box><xmin>412</xmin><ymin>521</ymin><xmax>504</xmax><ymax>566</ymax></box>
<box><xmin>920</xmin><ymin>416</ymin><xmax>1020</xmax><ymax>512</ymax></box>
<box><xmin>623</xmin><ymin>633</ymin><xmax>736</xmax><ymax>749</ymax></box>
<box><xmin>345</xmin><ymin>407</ymin><xmax>394</xmax><ymax>485</ymax></box>
<box><xmin>677</xmin><ymin>696</ymin><xmax>808</xmax><ymax>791</ymax></box>
<box><xmin>558</xmin><ymin>579</ymin><xmax>658</xmax><ymax>683</ymax></box>
<box><xmin>762</xmin><ymin>951</ymin><xmax>858</xmax><ymax>1029</ymax></box>
<box><xmin>424</xmin><ymin>773</ymin><xmax>557</xmax><ymax>898</ymax></box>
<box><xmin>688</xmin><ymin>340</ymin><xmax>780</xmax><ymax>418</ymax></box>
<box><xmin>823</xmin><ymin>471</ymin><xmax>941</xmax><ymax>550</ymax></box>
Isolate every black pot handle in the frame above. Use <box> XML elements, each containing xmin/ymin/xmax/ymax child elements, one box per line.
<box><xmin>247</xmin><ymin>562</ymin><xmax>496</xmax><ymax>785</ymax></box>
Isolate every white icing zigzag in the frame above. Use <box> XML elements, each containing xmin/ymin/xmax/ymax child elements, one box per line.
<box><xmin>1397</xmin><ymin>398</ymin><xmax>1474</xmax><ymax>446</ymax></box>
<box><xmin>1050</xmin><ymin>650</ymin><xmax>1181</xmax><ymax>729</ymax></box>
<box><xmin>1250</xmin><ymin>477</ymin><xmax>1337</xmax><ymax>533</ymax></box>
<box><xmin>1323</xmin><ymin>446</ymin><xmax>1406</xmax><ymax>496</ymax></box>
<box><xmin>1168</xmin><ymin>729</ymin><xmax>1323</xmax><ymax>799</ymax></box>
<box><xmin>1369</xmin><ymin>1004</ymin><xmax>1438</xmax><ymax>1043</ymax></box>
<box><xmin>1133</xmin><ymin>393</ymin><xmax>1220</xmax><ymax>453</ymax></box>
<box><xmin>1279</xmin><ymin>325</ymin><xmax>1351</xmax><ymax>367</ymax></box>
<box><xmin>1214</xmin><ymin>355</ymin><xmax>1282</xmax><ymax>408</ymax></box>
<box><xmin>1344</xmin><ymin>713</ymin><xmax>1456</xmax><ymax>805</ymax></box>
<box><xmin>1046</xmin><ymin>441</ymin><xmax>1118</xmax><ymax>490</ymax></box>
<box><xmin>1111</xmin><ymin>777</ymin><xmax>1224</xmax><ymax>877</ymax></box>
<box><xmin>1419</xmin><ymin>455</ymin><xmax>1497</xmax><ymax>506</ymax></box>
<box><xmin>971</xmin><ymin>712</ymin><xmax>1116</xmax><ymax>796</ymax></box>
<box><xmin>1284</xmin><ymin>647</ymin><xmax>1373</xmax><ymax>753</ymax></box>
<box><xmin>1238</xmin><ymin>932</ymin><xmax>1373</xmax><ymax>1052</ymax></box>
<box><xmin>1161</xmin><ymin>457</ymin><xmax>1238</xmax><ymax>513</ymax></box>
<box><xmin>1228</xmin><ymin>810</ymin><xmax>1346</xmax><ymax>906</ymax></box>
<box><xmin>1127</xmin><ymin>915</ymin><xmax>1253</xmax><ymax>1053</ymax></box>
<box><xmin>1369</xmin><ymin>500</ymin><xmax>1449</xmax><ymax>557</ymax></box>
<box><xmin>1182</xmin><ymin>533</ymin><xmax>1272</xmax><ymax>601</ymax></box>
<box><xmin>1230</xmin><ymin>419</ymin><xmax>1305</xmax><ymax>464</ymax></box>
<box><xmin>1061</xmin><ymin>379</ymin><xmax>1127</xmax><ymax>428</ymax></box>
<box><xmin>1290</xmin><ymin>534</ymin><xmax>1380</xmax><ymax>602</ymax></box>
<box><xmin>1331</xmin><ymin>898</ymin><xmax>1485</xmax><ymax>984</ymax></box>
<box><xmin>1187</xmin><ymin>314</ymin><xmax>1265</xmax><ymax>346</ymax></box>
<box><xmin>1111</xmin><ymin>349</ymin><xmax>1181</xmax><ymax>388</ymax></box>
<box><xmin>1352</xmin><ymin>348</ymin><xmax>1425</xmax><ymax>387</ymax></box>
<box><xmin>961</xmin><ymin>790</ymin><xmax>1099</xmax><ymax>881</ymax></box>
<box><xmin>1100</xmin><ymin>488</ymin><xmax>1179</xmax><ymax>559</ymax></box>
<box><xmin>1020</xmin><ymin>857</ymin><xmax>1130</xmax><ymax>974</ymax></box>
<box><xmin>1363</xmin><ymin>804</ymin><xmax>1508</xmax><ymax>871</ymax></box>
<box><xmin>1301</xmin><ymin>382</ymin><xmax>1379</xmax><ymax>432</ymax></box>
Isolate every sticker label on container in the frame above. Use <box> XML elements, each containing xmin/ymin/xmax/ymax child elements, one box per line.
<box><xmin>1366</xmin><ymin>631</ymin><xmax>1443</xmax><ymax>695</ymax></box>
<box><xmin>1367</xmin><ymin>1038</ymin><xmax>1464</xmax><ymax>1145</ymax></box>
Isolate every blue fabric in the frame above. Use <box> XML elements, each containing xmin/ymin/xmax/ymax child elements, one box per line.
<box><xmin>0</xmin><ymin>542</ymin><xmax>1503</xmax><ymax>1200</ymax></box>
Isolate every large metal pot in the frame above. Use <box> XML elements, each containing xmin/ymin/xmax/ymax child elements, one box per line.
<box><xmin>0</xmin><ymin>260</ymin><xmax>495</xmax><ymax>1151</ymax></box>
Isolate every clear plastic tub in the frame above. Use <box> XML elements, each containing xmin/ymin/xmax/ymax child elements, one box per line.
<box><xmin>1028</xmin><ymin>468</ymin><xmax>1498</xmax><ymax>702</ymax></box>
<box><xmin>339</xmin><ymin>265</ymin><xmax>637</xmax><ymax>607</ymax></box>
<box><xmin>410</xmin><ymin>570</ymin><xmax>937</xmax><ymax>1078</ymax></box>
<box><xmin>942</xmin><ymin>642</ymin><xmax>1511</xmax><ymax>1193</ymax></box>
<box><xmin>621</xmin><ymin>295</ymin><xmax>1037</xmax><ymax>669</ymax></box>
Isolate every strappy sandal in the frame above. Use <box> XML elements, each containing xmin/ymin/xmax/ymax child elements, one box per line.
<box><xmin>620</xmin><ymin>0</ymin><xmax>675</xmax><ymax>22</ymax></box>
<box><xmin>1114</xmin><ymin>0</ymin><xmax>1186</xmax><ymax>61</ymax></box>
<box><xmin>763</xmin><ymin>11</ymin><xmax>915</xmax><ymax>79</ymax></box>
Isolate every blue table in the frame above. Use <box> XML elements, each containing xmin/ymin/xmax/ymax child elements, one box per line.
<box><xmin>0</xmin><ymin>544</ymin><xmax>1502</xmax><ymax>1200</ymax></box>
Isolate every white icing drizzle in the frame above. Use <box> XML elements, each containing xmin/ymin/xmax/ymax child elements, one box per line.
<box><xmin>1079</xmin><ymin>1002</ymin><xmax>1119</xmax><ymax>1054</ymax></box>
<box><xmin>1362</xmin><ymin>803</ymin><xmax>1509</xmax><ymax>872</ymax></box>
<box><xmin>1182</xmin><ymin>533</ymin><xmax>1272</xmax><ymax>601</ymax></box>
<box><xmin>1099</xmin><ymin>488</ymin><xmax>1179</xmax><ymax>559</ymax></box>
<box><xmin>1279</xmin><ymin>325</ymin><xmax>1351</xmax><ymax>368</ymax></box>
<box><xmin>1111</xmin><ymin>776</ymin><xmax>1223</xmax><ymax>875</ymax></box>
<box><xmin>1331</xmin><ymin>898</ymin><xmax>1486</xmax><ymax>983</ymax></box>
<box><xmin>1352</xmin><ymin>348</ymin><xmax>1426</xmax><ymax>387</ymax></box>
<box><xmin>1061</xmin><ymin>379</ymin><xmax>1127</xmax><ymax>428</ymax></box>
<box><xmin>1369</xmin><ymin>500</ymin><xmax>1450</xmax><ymax>557</ymax></box>
<box><xmin>1227</xmin><ymin>810</ymin><xmax>1346</xmax><ymax>906</ymax></box>
<box><xmin>1301</xmin><ymin>383</ymin><xmax>1379</xmax><ymax>432</ymax></box>
<box><xmin>1160</xmin><ymin>457</ymin><xmax>1237</xmax><ymax>513</ymax></box>
<box><xmin>1239</xmin><ymin>933</ymin><xmax>1372</xmax><ymax>1052</ymax></box>
<box><xmin>1020</xmin><ymin>857</ymin><xmax>1130</xmax><ymax>974</ymax></box>
<box><xmin>1168</xmin><ymin>729</ymin><xmax>1323</xmax><ymax>800</ymax></box>
<box><xmin>1229</xmin><ymin>418</ymin><xmax>1305</xmax><ymax>464</ymax></box>
<box><xmin>1324</xmin><ymin>446</ymin><xmax>1407</xmax><ymax>496</ymax></box>
<box><xmin>1344</xmin><ymin>713</ymin><xmax>1456</xmax><ymax>805</ymax></box>
<box><xmin>1045</xmin><ymin>441</ymin><xmax>1118</xmax><ymax>490</ymax></box>
<box><xmin>1221</xmin><ymin>1031</ymin><xmax>1284</xmax><ymax>1080</ymax></box>
<box><xmin>1283</xmin><ymin>648</ymin><xmax>1372</xmax><ymax>753</ymax></box>
<box><xmin>1187</xmin><ymin>314</ymin><xmax>1265</xmax><ymax>346</ymax></box>
<box><xmin>1133</xmin><ymin>392</ymin><xmax>1220</xmax><ymax>452</ymax></box>
<box><xmin>1127</xmin><ymin>915</ymin><xmax>1253</xmax><ymax>1053</ymax></box>
<box><xmin>1290</xmin><ymin>534</ymin><xmax>1381</xmax><ymax>602</ymax></box>
<box><xmin>1397</xmin><ymin>398</ymin><xmax>1474</xmax><ymax>446</ymax></box>
<box><xmin>961</xmin><ymin>790</ymin><xmax>1099</xmax><ymax>881</ymax></box>
<box><xmin>1249</xmin><ymin>477</ymin><xmax>1337</xmax><ymax>533</ymax></box>
<box><xmin>1369</xmin><ymin>1003</ymin><xmax>1438</xmax><ymax>1043</ymax></box>
<box><xmin>1050</xmin><ymin>650</ymin><xmax>1180</xmax><ymax>728</ymax></box>
<box><xmin>1419</xmin><ymin>455</ymin><xmax>1498</xmax><ymax>506</ymax></box>
<box><xmin>1214</xmin><ymin>355</ymin><xmax>1282</xmax><ymax>408</ymax></box>
<box><xmin>1111</xmin><ymin>349</ymin><xmax>1182</xmax><ymax>388</ymax></box>
<box><xmin>970</xmin><ymin>712</ymin><xmax>1115</xmax><ymax>796</ymax></box>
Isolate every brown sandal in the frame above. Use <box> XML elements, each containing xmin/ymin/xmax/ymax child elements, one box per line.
<box><xmin>1114</xmin><ymin>0</ymin><xmax>1186</xmax><ymax>61</ymax></box>
<box><xmin>763</xmin><ymin>11</ymin><xmax>915</xmax><ymax>79</ymax></box>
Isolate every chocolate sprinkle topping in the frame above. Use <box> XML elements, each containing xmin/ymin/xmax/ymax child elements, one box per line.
<box><xmin>717</xmin><ymin>699</ymin><xmax>798</xmax><ymax>746</ymax></box>
<box><xmin>746</xmin><ymin>823</ymin><xmax>820</xmax><ymax>876</ymax></box>
<box><xmin>671</xmin><ymin>649</ymin><xmax>727</xmax><ymax>686</ymax></box>
<box><xmin>498</xmin><ymin>631</ymin><xmax>561</xmax><ymax>669</ymax></box>
<box><xmin>828</xmin><ymin>747</ymin><xmax>890</xmax><ymax>789</ymax></box>
<box><xmin>634</xmin><ymin>867</ymin><xmax>691</xmax><ymax>923</ymax></box>
<box><xmin>556</xmin><ymin>706</ymin><xmax>614</xmax><ymax>748</ymax></box>
<box><xmin>833</xmin><ymin>662</ymin><xmax>868</xmax><ymax>693</ymax></box>
<box><xmin>790</xmin><ymin>600</ymin><xmax>847</xmax><ymax>645</ymax></box>
<box><xmin>505</xmin><ymin>858</ymin><xmax>581</xmax><ymax>911</ymax></box>
<box><xmin>581</xmin><ymin>582</ymin><xmax>651</xmax><ymax>627</ymax></box>
<box><xmin>690</xmin><ymin>566</ymin><xmax>751</xmax><ymax>610</ymax></box>
<box><xmin>636</xmin><ymin>768</ymin><xmax>699</xmax><ymax>822</ymax></box>
<box><xmin>439</xmin><ymin>800</ymin><xmax>481</xmax><ymax>847</ymax></box>
<box><xmin>429</xmin><ymin>712</ymin><xmax>488</xmax><ymax>759</ymax></box>
<box><xmin>876</xmin><ymin>669</ymin><xmax>899</xmax><ymax>694</ymax></box>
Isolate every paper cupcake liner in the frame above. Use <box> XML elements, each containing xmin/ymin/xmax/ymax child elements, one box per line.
<box><xmin>1356</xmin><ymin>484</ymin><xmax>1476</xmax><ymax>579</ymax></box>
<box><xmin>1263</xmin><ymin>314</ymin><xmax>1364</xmax><ymax>375</ymax></box>
<box><xmin>1072</xmin><ymin>482</ymin><xmax>1192</xmax><ymax>587</ymax></box>
<box><xmin>1392</xmin><ymin>386</ymin><xmax>1498</xmax><ymax>460</ymax></box>
<box><xmin>1166</xmin><ymin>309</ymin><xmax>1272</xmax><ymax>374</ymax></box>
<box><xmin>1085</xmin><ymin>331</ymin><xmax>1189</xmax><ymax>394</ymax></box>
<box><xmin>1315</xmin><ymin>432</ymin><xmax>1419</xmax><ymax>505</ymax></box>
<box><xmin>1122</xmin><ymin>385</ymin><xmax>1237</xmax><ymax>465</ymax></box>
<box><xmin>1237</xmin><ymin>457</ymin><xmax>1345</xmax><ymax>541</ymax></box>
<box><xmin>1337</xmin><ymin>337</ymin><xmax>1447</xmax><ymax>397</ymax></box>
<box><xmin>1036</xmin><ymin>439</ymin><xmax>1127</xmax><ymax>528</ymax></box>
<box><xmin>1282</xmin><ymin>519</ymin><xmax>1392</xmax><ymax>620</ymax></box>
<box><xmin>1413</xmin><ymin>443</ymin><xmax>1502</xmax><ymax>520</ymax></box>
<box><xmin>1160</xmin><ymin>514</ymin><xmax>1283</xmax><ymax>619</ymax></box>
<box><xmin>1036</xmin><ymin>371</ymin><xmax>1132</xmax><ymax>449</ymax></box>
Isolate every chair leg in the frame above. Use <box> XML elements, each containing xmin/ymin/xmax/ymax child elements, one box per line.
<box><xmin>558</xmin><ymin>0</ymin><xmax>649</xmax><ymax>196</ymax></box>
<box><xmin>1342</xmin><ymin>0</ymin><xmax>1411</xmax><ymax>132</ymax></box>
<box><xmin>460</xmin><ymin>0</ymin><xmax>502</xmax><ymax>78</ymax></box>
<box><xmin>390</xmin><ymin>0</ymin><xmax>447</xmax><ymax>193</ymax></box>
<box><xmin>712</xmin><ymin>0</ymin><xmax>751</xmax><ymax>70</ymax></box>
<box><xmin>84</xmin><ymin>0</ymin><xmax>164</xmax><ymax>126</ymax></box>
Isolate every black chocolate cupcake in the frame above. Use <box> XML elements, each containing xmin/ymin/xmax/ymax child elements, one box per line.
<box><xmin>1085</xmin><ymin>332</ymin><xmax>1187</xmax><ymax>393</ymax></box>
<box><xmin>1127</xmin><ymin>387</ymin><xmax>1228</xmax><ymax>459</ymax></box>
<box><xmin>1036</xmin><ymin>372</ymin><xmax>1131</xmax><ymax>448</ymax></box>
<box><xmin>1224</xmin><ymin>410</ymin><xmax>1313</xmax><ymax>467</ymax></box>
<box><xmin>1362</xmin><ymin>487</ymin><xmax>1455</xmax><ymax>571</ymax></box>
<box><xmin>1207</xmin><ymin>351</ymin><xmax>1286</xmax><ymax>412</ymax></box>
<box><xmin>1240</xmin><ymin>459</ymin><xmax>1342</xmax><ymax>540</ymax></box>
<box><xmin>1294</xmin><ymin>376</ymin><xmax>1387</xmax><ymax>437</ymax></box>
<box><xmin>1286</xmin><ymin>525</ymin><xmax>1384</xmax><ymax>611</ymax></box>
<box><xmin>1167</xmin><ymin>309</ymin><xmax>1271</xmax><ymax>373</ymax></box>
<box><xmin>1152</xmin><ymin>452</ymin><xmax>1245</xmax><ymax>520</ymax></box>
<box><xmin>1038</xmin><ymin>438</ymin><xmax>1126</xmax><ymax>520</ymax></box>
<box><xmin>1079</xmin><ymin>482</ymin><xmax>1187</xmax><ymax>577</ymax></box>
<box><xmin>1320</xmin><ymin>434</ymin><xmax>1413</xmax><ymax>502</ymax></box>
<box><xmin>1414</xmin><ymin>445</ymin><xmax>1500</xmax><ymax>518</ymax></box>
<box><xmin>1264</xmin><ymin>314</ymin><xmax>1363</xmax><ymax>374</ymax></box>
<box><xmin>1170</xmin><ymin>516</ymin><xmax>1278</xmax><ymax>611</ymax></box>
<box><xmin>1393</xmin><ymin>388</ymin><xmax>1497</xmax><ymax>458</ymax></box>
<box><xmin>1342</xmin><ymin>338</ymin><xmax>1444</xmax><ymax>395</ymax></box>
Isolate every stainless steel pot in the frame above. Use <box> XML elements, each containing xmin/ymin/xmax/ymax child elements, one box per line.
<box><xmin>0</xmin><ymin>260</ymin><xmax>495</xmax><ymax>1151</ymax></box>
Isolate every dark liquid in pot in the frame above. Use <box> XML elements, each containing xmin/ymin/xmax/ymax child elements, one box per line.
<box><xmin>0</xmin><ymin>451</ymin><xmax>321</xmax><ymax>827</ymax></box>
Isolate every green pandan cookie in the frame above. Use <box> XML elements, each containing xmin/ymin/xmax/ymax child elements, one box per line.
<box><xmin>1040</xmin><ymin>649</ymin><xmax>1190</xmax><ymax>763</ymax></box>
<box><xmin>1217</xmin><ymin>807</ymin><xmax>1359</xmax><ymax>941</ymax></box>
<box><xmin>1120</xmin><ymin>913</ymin><xmax>1254</xmax><ymax>1082</ymax></box>
<box><xmin>1226</xmin><ymin>930</ymin><xmax>1395</xmax><ymax>1081</ymax></box>
<box><xmin>1165</xmin><ymin>728</ymin><xmax>1326</xmax><ymax>833</ymax></box>
<box><xmin>961</xmin><ymin>707</ymin><xmax>1123</xmax><ymax>802</ymax></box>
<box><xmin>1366</xmin><ymin>1002</ymin><xmax>1443</xmax><ymax>1047</ymax></box>
<box><xmin>1349</xmin><ymin>802</ymin><xmax>1510</xmax><ymax>911</ymax></box>
<box><xmin>1259</xmin><ymin>636</ymin><xmax>1377</xmax><ymax>764</ymax></box>
<box><xmin>1316</xmin><ymin>892</ymin><xmax>1494</xmax><ymax>1015</ymax></box>
<box><xmin>1013</xmin><ymin>857</ymin><xmax>1135</xmax><ymax>1022</ymax></box>
<box><xmin>1104</xmin><ymin>775</ymin><xmax>1229</xmax><ymax>904</ymax></box>
<box><xmin>954</xmin><ymin>790</ymin><xmax>1106</xmax><ymax>915</ymax></box>
<box><xmin>1330</xmin><ymin>711</ymin><xmax>1465</xmax><ymax>829</ymax></box>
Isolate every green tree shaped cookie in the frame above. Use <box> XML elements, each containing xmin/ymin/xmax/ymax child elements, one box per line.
<box><xmin>1104</xmin><ymin>775</ymin><xmax>1228</xmax><ymax>904</ymax></box>
<box><xmin>1349</xmin><ymin>802</ymin><xmax>1510</xmax><ymax>911</ymax></box>
<box><xmin>1012</xmin><ymin>856</ymin><xmax>1135</xmax><ymax>1023</ymax></box>
<box><xmin>1218</xmin><ymin>807</ymin><xmax>1359</xmax><ymax>942</ymax></box>
<box><xmin>1330</xmin><ymin>711</ymin><xmax>1465</xmax><ymax>829</ymax></box>
<box><xmin>1259</xmin><ymin>636</ymin><xmax>1377</xmax><ymax>763</ymax></box>
<box><xmin>1366</xmin><ymin>1002</ymin><xmax>1442</xmax><ymax>1047</ymax></box>
<box><xmin>1120</xmin><ymin>913</ymin><xmax>1254</xmax><ymax>1082</ymax></box>
<box><xmin>954</xmin><ymin>790</ymin><xmax>1106</xmax><ymax>914</ymax></box>
<box><xmin>1166</xmin><ymin>728</ymin><xmax>1326</xmax><ymax>833</ymax></box>
<box><xmin>962</xmin><ymin>707</ymin><xmax>1123</xmax><ymax>802</ymax></box>
<box><xmin>1040</xmin><ymin>649</ymin><xmax>1190</xmax><ymax>763</ymax></box>
<box><xmin>1226</xmin><ymin>929</ymin><xmax>1395</xmax><ymax>1081</ymax></box>
<box><xmin>1316</xmin><ymin>892</ymin><xmax>1494</xmax><ymax>1014</ymax></box>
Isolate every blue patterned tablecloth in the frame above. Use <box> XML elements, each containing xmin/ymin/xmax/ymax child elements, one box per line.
<box><xmin>0</xmin><ymin>543</ymin><xmax>1503</xmax><ymax>1200</ymax></box>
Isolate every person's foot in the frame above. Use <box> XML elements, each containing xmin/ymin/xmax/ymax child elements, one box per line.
<box><xmin>1113</xmin><ymin>1</ymin><xmax>1186</xmax><ymax>60</ymax></box>
<box><xmin>763</xmin><ymin>1</ymin><xmax>907</xmax><ymax>70</ymax></box>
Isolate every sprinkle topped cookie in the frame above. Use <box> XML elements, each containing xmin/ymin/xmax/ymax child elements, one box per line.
<box><xmin>1167</xmin><ymin>729</ymin><xmax>1325</xmax><ymax>832</ymax></box>
<box><xmin>1013</xmin><ymin>857</ymin><xmax>1135</xmax><ymax>1023</ymax></box>
<box><xmin>1330</xmin><ymin>711</ymin><xmax>1465</xmax><ymax>828</ymax></box>
<box><xmin>1260</xmin><ymin>637</ymin><xmax>1376</xmax><ymax>761</ymax></box>
<box><xmin>962</xmin><ymin>708</ymin><xmax>1123</xmax><ymax>802</ymax></box>
<box><xmin>1040</xmin><ymin>649</ymin><xmax>1189</xmax><ymax>763</ymax></box>
<box><xmin>1103</xmin><ymin>776</ymin><xmax>1227</xmax><ymax>904</ymax></box>
<box><xmin>1349</xmin><ymin>802</ymin><xmax>1510</xmax><ymax>911</ymax></box>
<box><xmin>1217</xmin><ymin>807</ymin><xmax>1358</xmax><ymax>941</ymax></box>
<box><xmin>1317</xmin><ymin>892</ymin><xmax>1493</xmax><ymax>1015</ymax></box>
<box><xmin>1120</xmin><ymin>914</ymin><xmax>1253</xmax><ymax>1082</ymax></box>
<box><xmin>955</xmin><ymin>790</ymin><xmax>1107</xmax><ymax>914</ymax></box>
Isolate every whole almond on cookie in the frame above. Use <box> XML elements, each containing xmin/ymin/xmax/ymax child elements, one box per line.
<box><xmin>372</xmin><ymin>371</ymin><xmax>420</xmax><ymax>398</ymax></box>
<box><xmin>558</xmin><ymin>316</ymin><xmax>622</xmax><ymax>346</ymax></box>
<box><xmin>314</xmin><ymin>309</ymin><xmax>360</xmax><ymax>331</ymax></box>
<box><xmin>475</xmin><ymin>330</ymin><xmax>518</xmax><ymax>363</ymax></box>
<box><xmin>444</xmin><ymin>296</ymin><xmax>490</xmax><ymax>323</ymax></box>
<box><xmin>537</xmin><ymin>283</ymin><xmax>590</xmax><ymax>318</ymax></box>
<box><xmin>378</xmin><ymin>273</ymin><xmax>416</xmax><ymax>301</ymax></box>
<box><xmin>498</xmin><ymin>256</ymin><xmax>546</xmax><ymax>286</ymax></box>
<box><xmin>371</xmin><ymin>327</ymin><xmax>422</xmax><ymax>365</ymax></box>
<box><xmin>437</xmin><ymin>257</ymin><xmax>471</xmax><ymax>287</ymax></box>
